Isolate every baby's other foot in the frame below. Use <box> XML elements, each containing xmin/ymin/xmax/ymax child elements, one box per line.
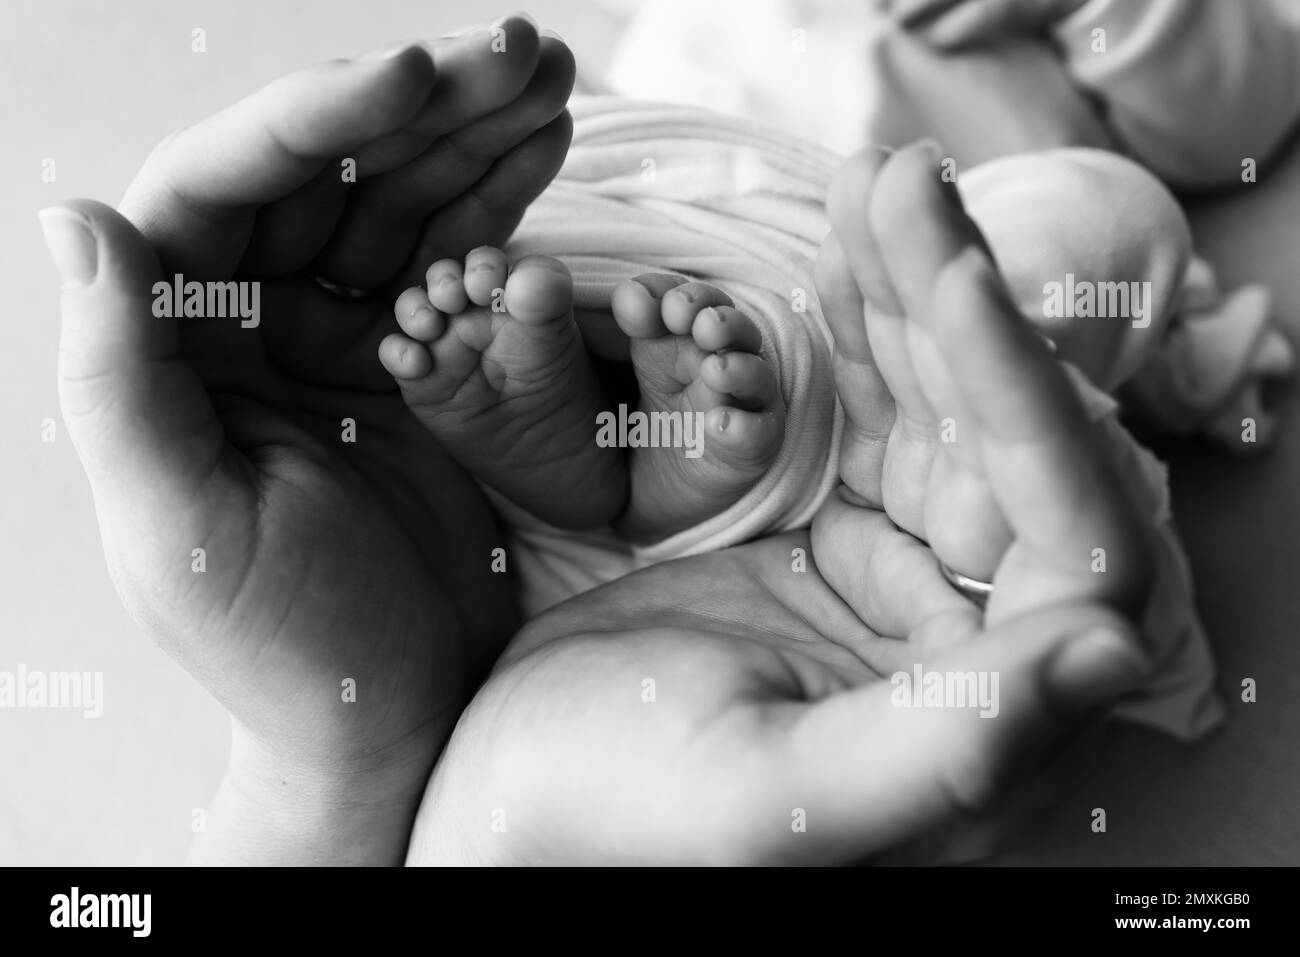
<box><xmin>380</xmin><ymin>248</ymin><xmax>625</xmax><ymax>530</ymax></box>
<box><xmin>610</xmin><ymin>276</ymin><xmax>785</xmax><ymax>544</ymax></box>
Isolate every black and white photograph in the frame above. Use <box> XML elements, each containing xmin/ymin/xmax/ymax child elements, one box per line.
<box><xmin>0</xmin><ymin>0</ymin><xmax>1294</xmax><ymax>910</ymax></box>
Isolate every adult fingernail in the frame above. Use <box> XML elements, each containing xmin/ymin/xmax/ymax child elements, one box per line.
<box><xmin>1044</xmin><ymin>626</ymin><xmax>1149</xmax><ymax>718</ymax></box>
<box><xmin>628</xmin><ymin>278</ymin><xmax>659</xmax><ymax>300</ymax></box>
<box><xmin>38</xmin><ymin>208</ymin><xmax>97</xmax><ymax>289</ymax></box>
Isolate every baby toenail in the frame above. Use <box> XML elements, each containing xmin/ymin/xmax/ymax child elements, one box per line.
<box><xmin>718</xmin><ymin>410</ymin><xmax>730</xmax><ymax>431</ymax></box>
<box><xmin>630</xmin><ymin>279</ymin><xmax>659</xmax><ymax>299</ymax></box>
<box><xmin>714</xmin><ymin>353</ymin><xmax>728</xmax><ymax>370</ymax></box>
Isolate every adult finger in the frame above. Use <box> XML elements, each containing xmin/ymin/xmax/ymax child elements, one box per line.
<box><xmin>928</xmin><ymin>245</ymin><xmax>1155</xmax><ymax>616</ymax></box>
<box><xmin>119</xmin><ymin>44</ymin><xmax>438</xmax><ymax>277</ymax></box>
<box><xmin>811</xmin><ymin>489</ymin><xmax>976</xmax><ymax>643</ymax></box>
<box><xmin>312</xmin><ymin>32</ymin><xmax>569</xmax><ymax>287</ymax></box>
<box><xmin>395</xmin><ymin>110</ymin><xmax>573</xmax><ymax>291</ymax></box>
<box><xmin>758</xmin><ymin>602</ymin><xmax>1148</xmax><ymax>864</ymax></box>
<box><xmin>867</xmin><ymin>142</ymin><xmax>1153</xmax><ymax>615</ymax></box>
<box><xmin>43</xmin><ymin>200</ymin><xmax>231</xmax><ymax>525</ymax></box>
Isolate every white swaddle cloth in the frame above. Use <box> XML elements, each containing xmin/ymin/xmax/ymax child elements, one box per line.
<box><xmin>500</xmin><ymin>95</ymin><xmax>1225</xmax><ymax>741</ymax></box>
<box><xmin>505</xmin><ymin>97</ymin><xmax>845</xmax><ymax>574</ymax></box>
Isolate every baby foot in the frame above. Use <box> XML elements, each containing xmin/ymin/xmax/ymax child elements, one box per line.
<box><xmin>864</xmin><ymin>22</ymin><xmax>1112</xmax><ymax>172</ymax></box>
<box><xmin>381</xmin><ymin>247</ymin><xmax>625</xmax><ymax>530</ymax></box>
<box><xmin>610</xmin><ymin>276</ymin><xmax>786</xmax><ymax>544</ymax></box>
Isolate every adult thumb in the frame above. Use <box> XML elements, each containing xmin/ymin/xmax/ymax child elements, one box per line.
<box><xmin>768</xmin><ymin>602</ymin><xmax>1148</xmax><ymax>863</ymax></box>
<box><xmin>41</xmin><ymin>199</ymin><xmax>223</xmax><ymax>522</ymax></box>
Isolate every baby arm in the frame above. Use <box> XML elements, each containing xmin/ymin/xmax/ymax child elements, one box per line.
<box><xmin>1051</xmin><ymin>0</ymin><xmax>1300</xmax><ymax>189</ymax></box>
<box><xmin>891</xmin><ymin>0</ymin><xmax>1300</xmax><ymax>189</ymax></box>
<box><xmin>884</xmin><ymin>0</ymin><xmax>1088</xmax><ymax>48</ymax></box>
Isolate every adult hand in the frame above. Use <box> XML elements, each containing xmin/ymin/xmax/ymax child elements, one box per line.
<box><xmin>407</xmin><ymin>144</ymin><xmax>1155</xmax><ymax>865</ymax></box>
<box><xmin>42</xmin><ymin>16</ymin><xmax>574</xmax><ymax>863</ymax></box>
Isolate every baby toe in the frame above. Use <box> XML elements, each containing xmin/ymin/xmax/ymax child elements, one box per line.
<box><xmin>378</xmin><ymin>332</ymin><xmax>434</xmax><ymax>380</ymax></box>
<box><xmin>503</xmin><ymin>255</ymin><xmax>574</xmax><ymax>325</ymax></box>
<box><xmin>704</xmin><ymin>407</ymin><xmax>784</xmax><ymax>466</ymax></box>
<box><xmin>463</xmin><ymin>246</ymin><xmax>509</xmax><ymax>307</ymax></box>
<box><xmin>612</xmin><ymin>275</ymin><xmax>685</xmax><ymax>339</ymax></box>
<box><xmin>395</xmin><ymin>286</ymin><xmax>447</xmax><ymax>341</ymax></box>
<box><xmin>661</xmin><ymin>282</ymin><xmax>733</xmax><ymax>335</ymax></box>
<box><xmin>426</xmin><ymin>259</ymin><xmax>469</xmax><ymax>315</ymax></box>
<box><xmin>700</xmin><ymin>350</ymin><xmax>781</xmax><ymax>412</ymax></box>
<box><xmin>690</xmin><ymin>305</ymin><xmax>763</xmax><ymax>354</ymax></box>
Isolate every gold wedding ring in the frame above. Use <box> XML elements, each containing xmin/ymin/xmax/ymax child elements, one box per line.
<box><xmin>939</xmin><ymin>562</ymin><xmax>994</xmax><ymax>607</ymax></box>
